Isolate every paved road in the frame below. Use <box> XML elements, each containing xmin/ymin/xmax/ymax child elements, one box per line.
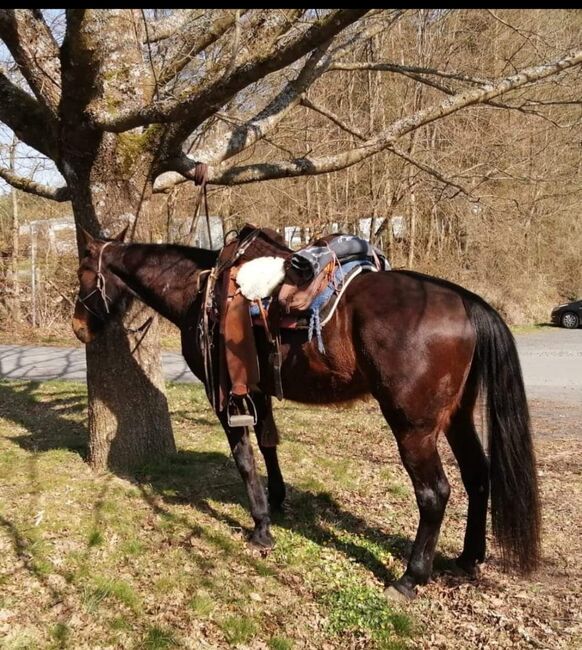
<box><xmin>1</xmin><ymin>328</ymin><xmax>581</xmax><ymax>404</ymax></box>
<box><xmin>0</xmin><ymin>344</ymin><xmax>196</xmax><ymax>384</ymax></box>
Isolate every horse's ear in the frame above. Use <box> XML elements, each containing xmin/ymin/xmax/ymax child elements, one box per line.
<box><xmin>112</xmin><ymin>225</ymin><xmax>129</xmax><ymax>242</ymax></box>
<box><xmin>79</xmin><ymin>227</ymin><xmax>95</xmax><ymax>247</ymax></box>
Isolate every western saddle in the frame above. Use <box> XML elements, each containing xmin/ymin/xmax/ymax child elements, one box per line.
<box><xmin>200</xmin><ymin>224</ymin><xmax>387</xmax><ymax>431</ymax></box>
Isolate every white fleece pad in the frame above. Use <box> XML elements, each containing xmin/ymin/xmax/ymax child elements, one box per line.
<box><xmin>236</xmin><ymin>256</ymin><xmax>286</xmax><ymax>301</ymax></box>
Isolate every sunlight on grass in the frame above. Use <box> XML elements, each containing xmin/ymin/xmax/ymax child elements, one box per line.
<box><xmin>325</xmin><ymin>583</ymin><xmax>412</xmax><ymax>648</ymax></box>
<box><xmin>189</xmin><ymin>591</ymin><xmax>215</xmax><ymax>617</ymax></box>
<box><xmin>83</xmin><ymin>577</ymin><xmax>141</xmax><ymax>613</ymax></box>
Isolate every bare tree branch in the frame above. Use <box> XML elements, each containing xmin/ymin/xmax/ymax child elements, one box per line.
<box><xmin>301</xmin><ymin>96</ymin><xmax>367</xmax><ymax>140</ymax></box>
<box><xmin>330</xmin><ymin>60</ymin><xmax>489</xmax><ymax>86</ymax></box>
<box><xmin>156</xmin><ymin>10</ymin><xmax>243</xmax><ymax>88</ymax></box>
<box><xmin>301</xmin><ymin>95</ymin><xmax>473</xmax><ymax>197</ymax></box>
<box><xmin>0</xmin><ymin>165</ymin><xmax>70</xmax><ymax>201</ymax></box>
<box><xmin>143</xmin><ymin>10</ymin><xmax>201</xmax><ymax>43</ymax></box>
<box><xmin>0</xmin><ymin>9</ymin><xmax>61</xmax><ymax>115</ymax></box>
<box><xmin>0</xmin><ymin>70</ymin><xmax>58</xmax><ymax>160</ymax></box>
<box><xmin>92</xmin><ymin>9</ymin><xmax>369</xmax><ymax>133</ymax></box>
<box><xmin>386</xmin><ymin>144</ymin><xmax>475</xmax><ymax>200</ymax></box>
<box><xmin>329</xmin><ymin>10</ymin><xmax>405</xmax><ymax>59</ymax></box>
<box><xmin>204</xmin><ymin>49</ymin><xmax>582</xmax><ymax>185</ymax></box>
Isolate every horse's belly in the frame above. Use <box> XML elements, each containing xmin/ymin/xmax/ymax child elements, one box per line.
<box><xmin>267</xmin><ymin>340</ymin><xmax>368</xmax><ymax>404</ymax></box>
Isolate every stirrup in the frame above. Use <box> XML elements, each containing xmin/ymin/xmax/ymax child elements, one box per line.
<box><xmin>227</xmin><ymin>393</ymin><xmax>257</xmax><ymax>428</ymax></box>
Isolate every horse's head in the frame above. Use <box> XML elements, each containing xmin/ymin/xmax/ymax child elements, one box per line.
<box><xmin>72</xmin><ymin>227</ymin><xmax>128</xmax><ymax>343</ymax></box>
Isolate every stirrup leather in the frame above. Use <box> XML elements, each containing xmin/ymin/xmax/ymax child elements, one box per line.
<box><xmin>227</xmin><ymin>393</ymin><xmax>257</xmax><ymax>428</ymax></box>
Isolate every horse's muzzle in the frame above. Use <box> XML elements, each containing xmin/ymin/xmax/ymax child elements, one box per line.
<box><xmin>72</xmin><ymin>316</ymin><xmax>94</xmax><ymax>343</ymax></box>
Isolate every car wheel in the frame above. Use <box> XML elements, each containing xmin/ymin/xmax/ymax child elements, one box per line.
<box><xmin>561</xmin><ymin>311</ymin><xmax>579</xmax><ymax>329</ymax></box>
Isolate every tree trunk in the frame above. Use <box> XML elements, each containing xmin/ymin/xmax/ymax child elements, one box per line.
<box><xmin>68</xmin><ymin>161</ymin><xmax>175</xmax><ymax>472</ymax></box>
<box><xmin>8</xmin><ymin>139</ymin><xmax>21</xmax><ymax>322</ymax></box>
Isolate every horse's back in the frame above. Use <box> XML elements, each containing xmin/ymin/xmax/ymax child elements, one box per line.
<box><xmin>347</xmin><ymin>269</ymin><xmax>474</xmax><ymax>333</ymax></box>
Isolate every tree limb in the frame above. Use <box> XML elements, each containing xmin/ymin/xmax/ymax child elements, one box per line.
<box><xmin>330</xmin><ymin>60</ymin><xmax>489</xmax><ymax>86</ymax></box>
<box><xmin>205</xmin><ymin>49</ymin><xmax>582</xmax><ymax>185</ymax></box>
<box><xmin>156</xmin><ymin>10</ymin><xmax>244</xmax><ymax>88</ymax></box>
<box><xmin>142</xmin><ymin>10</ymin><xmax>201</xmax><ymax>43</ymax></box>
<box><xmin>386</xmin><ymin>144</ymin><xmax>475</xmax><ymax>200</ymax></box>
<box><xmin>154</xmin><ymin>43</ymin><xmax>333</xmax><ymax>191</ymax></box>
<box><xmin>0</xmin><ymin>70</ymin><xmax>59</xmax><ymax>160</ymax></box>
<box><xmin>301</xmin><ymin>96</ymin><xmax>473</xmax><ymax>197</ymax></box>
<box><xmin>0</xmin><ymin>9</ymin><xmax>61</xmax><ymax>115</ymax></box>
<box><xmin>91</xmin><ymin>9</ymin><xmax>369</xmax><ymax>133</ymax></box>
<box><xmin>0</xmin><ymin>166</ymin><xmax>70</xmax><ymax>201</ymax></box>
<box><xmin>301</xmin><ymin>96</ymin><xmax>367</xmax><ymax>140</ymax></box>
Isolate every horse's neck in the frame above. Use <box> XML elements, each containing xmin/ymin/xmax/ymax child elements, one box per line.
<box><xmin>109</xmin><ymin>243</ymin><xmax>213</xmax><ymax>326</ymax></box>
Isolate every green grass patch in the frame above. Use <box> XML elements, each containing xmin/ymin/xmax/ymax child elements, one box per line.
<box><xmin>88</xmin><ymin>529</ymin><xmax>103</xmax><ymax>547</ymax></box>
<box><xmin>83</xmin><ymin>577</ymin><xmax>141</xmax><ymax>613</ymax></box>
<box><xmin>269</xmin><ymin>637</ymin><xmax>294</xmax><ymax>650</ymax></box>
<box><xmin>220</xmin><ymin>615</ymin><xmax>258</xmax><ymax>646</ymax></box>
<box><xmin>189</xmin><ymin>592</ymin><xmax>215</xmax><ymax>617</ymax></box>
<box><xmin>325</xmin><ymin>583</ymin><xmax>412</xmax><ymax>647</ymax></box>
<box><xmin>50</xmin><ymin>622</ymin><xmax>70</xmax><ymax>648</ymax></box>
<box><xmin>143</xmin><ymin>626</ymin><xmax>178</xmax><ymax>649</ymax></box>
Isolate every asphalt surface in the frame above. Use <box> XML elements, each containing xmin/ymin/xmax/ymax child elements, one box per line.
<box><xmin>0</xmin><ymin>327</ymin><xmax>580</xmax><ymax>405</ymax></box>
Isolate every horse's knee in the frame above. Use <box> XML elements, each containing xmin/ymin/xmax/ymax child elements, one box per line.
<box><xmin>415</xmin><ymin>477</ymin><xmax>450</xmax><ymax>522</ymax></box>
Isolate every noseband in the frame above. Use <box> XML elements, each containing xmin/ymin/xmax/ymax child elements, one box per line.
<box><xmin>78</xmin><ymin>241</ymin><xmax>113</xmax><ymax>321</ymax></box>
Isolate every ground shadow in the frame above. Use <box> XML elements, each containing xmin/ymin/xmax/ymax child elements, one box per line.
<box><xmin>2</xmin><ymin>379</ymin><xmax>460</xmax><ymax>587</ymax></box>
<box><xmin>133</xmin><ymin>447</ymin><xmax>461</xmax><ymax>584</ymax></box>
<box><xmin>0</xmin><ymin>380</ymin><xmax>88</xmax><ymax>457</ymax></box>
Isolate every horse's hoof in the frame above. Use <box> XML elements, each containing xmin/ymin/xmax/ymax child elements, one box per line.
<box><xmin>454</xmin><ymin>556</ymin><xmax>481</xmax><ymax>578</ymax></box>
<box><xmin>270</xmin><ymin>501</ymin><xmax>287</xmax><ymax>516</ymax></box>
<box><xmin>384</xmin><ymin>584</ymin><xmax>414</xmax><ymax>603</ymax></box>
<box><xmin>249</xmin><ymin>528</ymin><xmax>275</xmax><ymax>549</ymax></box>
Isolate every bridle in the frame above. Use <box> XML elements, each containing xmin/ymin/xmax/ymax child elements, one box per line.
<box><xmin>78</xmin><ymin>241</ymin><xmax>113</xmax><ymax>321</ymax></box>
<box><xmin>77</xmin><ymin>241</ymin><xmax>153</xmax><ymax>352</ymax></box>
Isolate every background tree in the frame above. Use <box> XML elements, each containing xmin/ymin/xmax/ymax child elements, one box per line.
<box><xmin>0</xmin><ymin>9</ymin><xmax>580</xmax><ymax>471</ymax></box>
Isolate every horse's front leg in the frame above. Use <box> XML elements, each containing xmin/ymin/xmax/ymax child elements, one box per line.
<box><xmin>253</xmin><ymin>393</ymin><xmax>286</xmax><ymax>512</ymax></box>
<box><xmin>218</xmin><ymin>411</ymin><xmax>274</xmax><ymax>548</ymax></box>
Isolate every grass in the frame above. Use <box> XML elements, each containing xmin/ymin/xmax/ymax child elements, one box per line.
<box><xmin>220</xmin><ymin>615</ymin><xmax>258</xmax><ymax>645</ymax></box>
<box><xmin>0</xmin><ymin>378</ymin><xmax>579</xmax><ymax>649</ymax></box>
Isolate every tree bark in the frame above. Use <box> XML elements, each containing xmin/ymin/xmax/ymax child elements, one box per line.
<box><xmin>68</xmin><ymin>168</ymin><xmax>176</xmax><ymax>471</ymax></box>
<box><xmin>56</xmin><ymin>9</ymin><xmax>175</xmax><ymax>471</ymax></box>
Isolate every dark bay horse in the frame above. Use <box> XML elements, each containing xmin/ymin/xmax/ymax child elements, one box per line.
<box><xmin>72</xmin><ymin>228</ymin><xmax>541</xmax><ymax>599</ymax></box>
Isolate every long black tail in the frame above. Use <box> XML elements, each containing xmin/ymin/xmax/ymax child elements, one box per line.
<box><xmin>466</xmin><ymin>299</ymin><xmax>541</xmax><ymax>574</ymax></box>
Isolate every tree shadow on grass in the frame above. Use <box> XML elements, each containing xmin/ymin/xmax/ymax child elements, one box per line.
<box><xmin>1</xmin><ymin>379</ymin><xmax>460</xmax><ymax>587</ymax></box>
<box><xmin>0</xmin><ymin>380</ymin><xmax>88</xmax><ymax>457</ymax></box>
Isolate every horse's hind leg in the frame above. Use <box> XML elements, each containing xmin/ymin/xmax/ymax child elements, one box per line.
<box><xmin>390</xmin><ymin>427</ymin><xmax>450</xmax><ymax>599</ymax></box>
<box><xmin>253</xmin><ymin>393</ymin><xmax>286</xmax><ymax>511</ymax></box>
<box><xmin>218</xmin><ymin>412</ymin><xmax>274</xmax><ymax>548</ymax></box>
<box><xmin>445</xmin><ymin>405</ymin><xmax>489</xmax><ymax>574</ymax></box>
